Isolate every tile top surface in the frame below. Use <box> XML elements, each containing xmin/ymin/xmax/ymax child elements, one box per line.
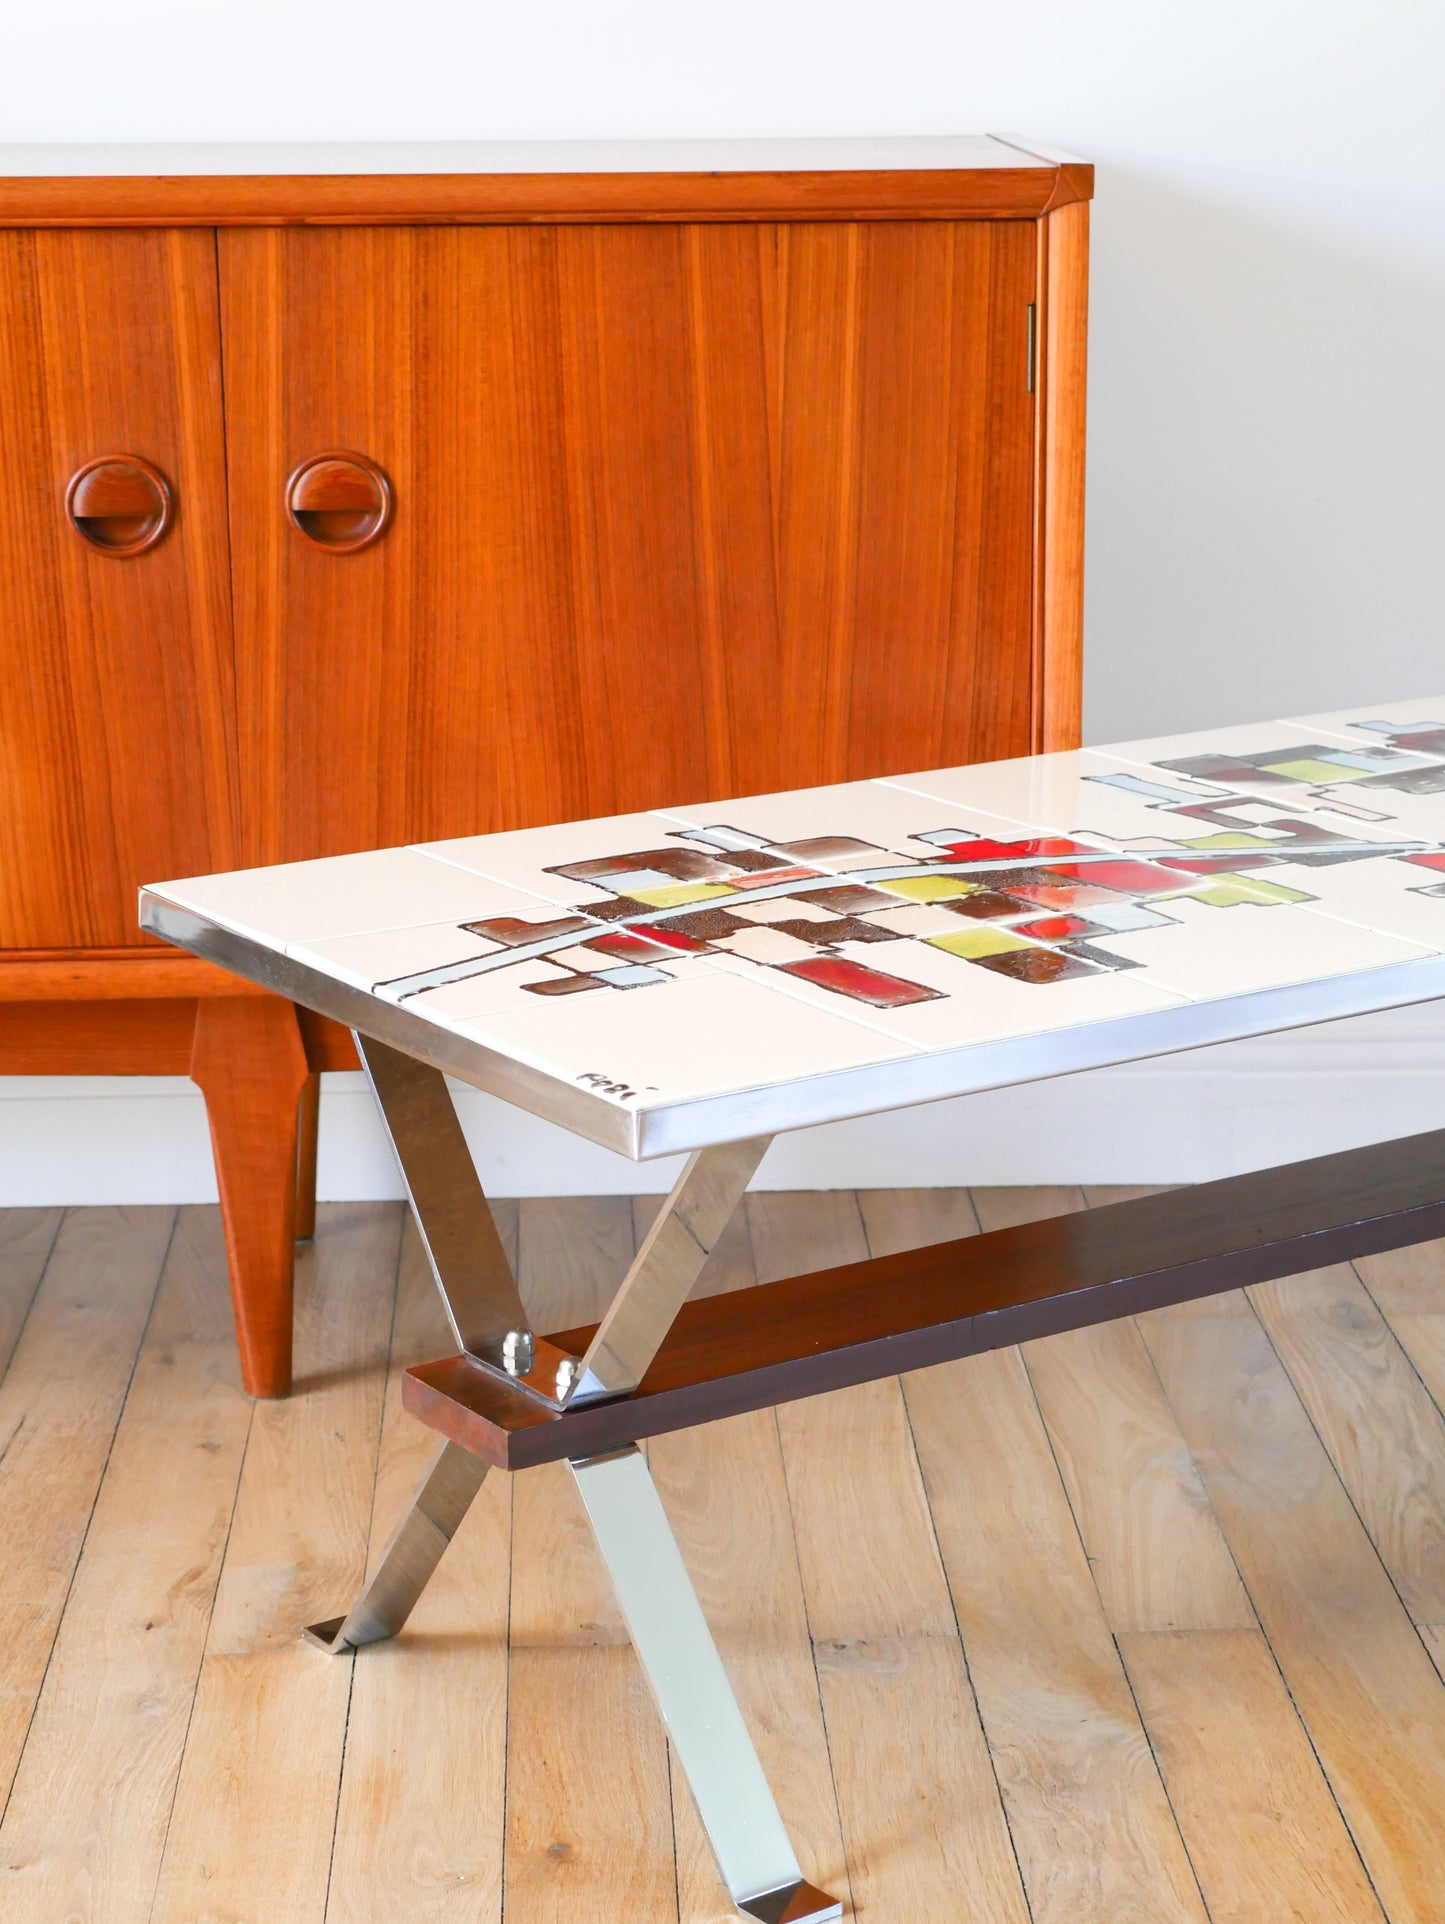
<box><xmin>143</xmin><ymin>699</ymin><xmax>1445</xmax><ymax>1156</ymax></box>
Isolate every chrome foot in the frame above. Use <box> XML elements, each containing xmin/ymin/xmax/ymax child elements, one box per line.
<box><xmin>740</xmin><ymin>1879</ymin><xmax>844</xmax><ymax>1922</ymax></box>
<box><xmin>303</xmin><ymin>1614</ymin><xmax>350</xmax><ymax>1653</ymax></box>
<box><xmin>302</xmin><ymin>1438</ymin><xmax>488</xmax><ymax>1655</ymax></box>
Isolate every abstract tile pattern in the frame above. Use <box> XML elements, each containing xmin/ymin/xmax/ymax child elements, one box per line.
<box><xmin>146</xmin><ymin>702</ymin><xmax>1445</xmax><ymax>1120</ymax></box>
<box><xmin>370</xmin><ymin>719</ymin><xmax>1445</xmax><ymax>1015</ymax></box>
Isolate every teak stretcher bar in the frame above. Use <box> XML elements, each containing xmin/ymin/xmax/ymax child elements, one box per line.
<box><xmin>404</xmin><ymin>1125</ymin><xmax>1445</xmax><ymax>1469</ymax></box>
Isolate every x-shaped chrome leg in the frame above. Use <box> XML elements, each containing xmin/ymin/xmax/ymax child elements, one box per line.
<box><xmin>305</xmin><ymin>1437</ymin><xmax>486</xmax><ymax>1652</ymax></box>
<box><xmin>306</xmin><ymin>1032</ymin><xmax>837</xmax><ymax>1918</ymax></box>
<box><xmin>307</xmin><ymin>1036</ymin><xmax>766</xmax><ymax>1650</ymax></box>
<box><xmin>572</xmin><ymin>1445</ymin><xmax>841</xmax><ymax>1923</ymax></box>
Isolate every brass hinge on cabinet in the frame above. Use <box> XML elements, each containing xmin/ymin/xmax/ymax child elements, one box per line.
<box><xmin>1027</xmin><ymin>302</ymin><xmax>1037</xmax><ymax>393</ymax></box>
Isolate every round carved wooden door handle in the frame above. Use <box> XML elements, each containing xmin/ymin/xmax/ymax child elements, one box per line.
<box><xmin>65</xmin><ymin>455</ymin><xmax>173</xmax><ymax>556</ymax></box>
<box><xmin>285</xmin><ymin>451</ymin><xmax>392</xmax><ymax>552</ymax></box>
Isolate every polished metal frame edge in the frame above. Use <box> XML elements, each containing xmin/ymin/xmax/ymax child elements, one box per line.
<box><xmin>140</xmin><ymin>893</ymin><xmax>646</xmax><ymax>1157</ymax></box>
<box><xmin>628</xmin><ymin>958</ymin><xmax>1445</xmax><ymax>1155</ymax></box>
<box><xmin>143</xmin><ymin>890</ymin><xmax>1445</xmax><ymax>1165</ymax></box>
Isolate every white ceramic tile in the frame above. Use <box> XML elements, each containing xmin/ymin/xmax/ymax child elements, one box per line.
<box><xmin>1082</xmin><ymin>896</ymin><xmax>1429</xmax><ymax>1000</ymax></box>
<box><xmin>1088</xmin><ymin>721</ymin><xmax>1445</xmax><ymax>828</ymax></box>
<box><xmin>728</xmin><ymin>897</ymin><xmax>842</xmax><ymax>925</ymax></box>
<box><xmin>550</xmin><ymin>944</ymin><xmax>629</xmax><ymax>973</ymax></box>
<box><xmin>1091</xmin><ymin>718</ymin><xmax>1366</xmax><ymax>765</ymax></box>
<box><xmin>445</xmin><ymin>966</ymin><xmax>917</xmax><ymax>1109</ymax></box>
<box><xmin>413</xmin><ymin>812</ymin><xmax>717</xmax><ymax>904</ymax></box>
<box><xmin>890</xmin><ymin>747</ymin><xmax>1432</xmax><ymax>855</ymax></box>
<box><xmin>403</xmin><ymin>957</ymin><xmax>587</xmax><ymax>1019</ymax></box>
<box><xmin>856</xmin><ymin>902</ymin><xmax>976</xmax><ymax>937</ymax></box>
<box><xmin>658</xmin><ymin>781</ymin><xmax>1043</xmax><ymax>866</ymax></box>
<box><xmin>1295</xmin><ymin>790</ymin><xmax>1445</xmax><ymax>837</ymax></box>
<box><xmin>716</xmin><ymin>926</ymin><xmax>822</xmax><ymax>966</ymax></box>
<box><xmin>1254</xmin><ymin>852</ymin><xmax>1445</xmax><ymax>952</ymax></box>
<box><xmin>704</xmin><ymin>929</ymin><xmax>1189</xmax><ymax>1049</ymax></box>
<box><xmin>290</xmin><ymin>919</ymin><xmax>503</xmax><ymax>992</ymax></box>
<box><xmin>149</xmin><ymin>848</ymin><xmax>551</xmax><ymax>947</ymax></box>
<box><xmin>882</xmin><ymin>750</ymin><xmax>1234</xmax><ymax>839</ymax></box>
<box><xmin>1280</xmin><ymin>695</ymin><xmax>1445</xmax><ymax>742</ymax></box>
<box><xmin>993</xmin><ymin>755</ymin><xmax>1445</xmax><ymax>872</ymax></box>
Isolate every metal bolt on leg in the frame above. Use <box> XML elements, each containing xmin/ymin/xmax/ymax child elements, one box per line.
<box><xmin>501</xmin><ymin>1328</ymin><xmax>535</xmax><ymax>1376</ymax></box>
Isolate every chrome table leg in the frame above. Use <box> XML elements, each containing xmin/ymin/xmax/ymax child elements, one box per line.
<box><xmin>572</xmin><ymin>1444</ymin><xmax>841</xmax><ymax>1924</ymax></box>
<box><xmin>306</xmin><ymin>1438</ymin><xmax>488</xmax><ymax>1653</ymax></box>
<box><xmin>353</xmin><ymin>1031</ymin><xmax>535</xmax><ymax>1375</ymax></box>
<box><xmin>565</xmin><ymin>1134</ymin><xmax>770</xmax><ymax>1403</ymax></box>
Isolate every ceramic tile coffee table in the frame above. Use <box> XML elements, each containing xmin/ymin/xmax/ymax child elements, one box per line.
<box><xmin>143</xmin><ymin>697</ymin><xmax>1445</xmax><ymax>1923</ymax></box>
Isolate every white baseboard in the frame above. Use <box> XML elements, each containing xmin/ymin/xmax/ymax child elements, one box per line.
<box><xmin>3</xmin><ymin>1003</ymin><xmax>1444</xmax><ymax>1204</ymax></box>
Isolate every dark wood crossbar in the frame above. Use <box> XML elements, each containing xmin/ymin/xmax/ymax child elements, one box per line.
<box><xmin>403</xmin><ymin>1126</ymin><xmax>1445</xmax><ymax>1469</ymax></box>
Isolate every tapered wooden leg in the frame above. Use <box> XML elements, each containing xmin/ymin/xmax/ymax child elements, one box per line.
<box><xmin>294</xmin><ymin>1072</ymin><xmax>321</xmax><ymax>1243</ymax></box>
<box><xmin>190</xmin><ymin>996</ymin><xmax>311</xmax><ymax>1398</ymax></box>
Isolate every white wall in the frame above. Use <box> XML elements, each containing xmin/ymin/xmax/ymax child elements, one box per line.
<box><xmin>4</xmin><ymin>1</ymin><xmax>1444</xmax><ymax>1197</ymax></box>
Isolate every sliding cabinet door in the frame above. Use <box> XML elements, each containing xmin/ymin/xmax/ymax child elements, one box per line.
<box><xmin>0</xmin><ymin>228</ymin><xmax>236</xmax><ymax>946</ymax></box>
<box><xmin>218</xmin><ymin>218</ymin><xmax>1036</xmax><ymax>863</ymax></box>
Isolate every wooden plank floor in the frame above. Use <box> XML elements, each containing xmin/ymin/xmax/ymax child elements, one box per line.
<box><xmin>1</xmin><ymin>1188</ymin><xmax>1443</xmax><ymax>1921</ymax></box>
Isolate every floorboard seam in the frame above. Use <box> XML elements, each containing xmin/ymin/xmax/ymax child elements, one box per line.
<box><xmin>0</xmin><ymin>1207</ymin><xmax>64</xmax><ymax>1384</ymax></box>
<box><xmin>896</xmin><ymin>1369</ymin><xmax>1038</xmax><ymax>1924</ymax></box>
<box><xmin>1014</xmin><ymin>1327</ymin><xmax>1213</xmax><ymax>1919</ymax></box>
<box><xmin>0</xmin><ymin>1204</ymin><xmax>176</xmax><ymax>1832</ymax></box>
<box><xmin>145</xmin><ymin>1296</ymin><xmax>257</xmax><ymax>1924</ymax></box>
<box><xmin>1243</xmin><ymin>1281</ymin><xmax>1445</xmax><ymax>1689</ymax></box>
<box><xmin>498</xmin><ymin>1472</ymin><xmax>516</xmax><ymax>1924</ymax></box>
<box><xmin>322</xmin><ymin>1206</ymin><xmax>408</xmax><ymax>1923</ymax></box>
<box><xmin>1350</xmin><ymin>1255</ymin><xmax>1445</xmax><ymax>1523</ymax></box>
<box><xmin>769</xmin><ymin>1402</ymin><xmax>858</xmax><ymax>1924</ymax></box>
<box><xmin>1109</xmin><ymin>1628</ymin><xmax>1215</xmax><ymax>1922</ymax></box>
<box><xmin>1135</xmin><ymin>1297</ymin><xmax>1395</xmax><ymax>1923</ymax></box>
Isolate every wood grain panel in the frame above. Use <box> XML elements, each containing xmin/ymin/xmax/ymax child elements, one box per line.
<box><xmin>0</xmin><ymin>1000</ymin><xmax>199</xmax><ymax>1074</ymax></box>
<box><xmin>1249</xmin><ymin>1263</ymin><xmax>1445</xmax><ymax>1625</ymax></box>
<box><xmin>1119</xmin><ymin>1629</ymin><xmax>1384</xmax><ymax>1924</ymax></box>
<box><xmin>0</xmin><ymin>1210</ymin><xmax>251</xmax><ymax>1924</ymax></box>
<box><xmin>149</xmin><ymin>1204</ymin><xmax>400</xmax><ymax>1923</ymax></box>
<box><xmin>0</xmin><ymin>1209</ymin><xmax>172</xmax><ymax>1809</ymax></box>
<box><xmin>0</xmin><ymin>950</ymin><xmax>267</xmax><ymax>1000</ymax></box>
<box><xmin>0</xmin><ymin>228</ymin><xmax>236</xmax><ymax>947</ymax></box>
<box><xmin>0</xmin><ymin>1208</ymin><xmax>61</xmax><ymax>1382</ymax></box>
<box><xmin>906</xmin><ymin>1347</ymin><xmax>1207</xmax><ymax>1924</ymax></box>
<box><xmin>1140</xmin><ymin>1294</ymin><xmax>1445</xmax><ymax>1923</ymax></box>
<box><xmin>1026</xmin><ymin>1317</ymin><xmax>1255</xmax><ymax>1634</ymax></box>
<box><xmin>552</xmin><ymin>223</ymin><xmax>713</xmax><ymax>812</ymax></box>
<box><xmin>219</xmin><ymin>219</ymin><xmax>1040</xmax><ymax>860</ymax></box>
<box><xmin>758</xmin><ymin>1194</ymin><xmax>1024</xmax><ymax>1923</ymax></box>
<box><xmin>944</xmin><ymin>222</ymin><xmax>1040</xmax><ymax>762</ymax></box>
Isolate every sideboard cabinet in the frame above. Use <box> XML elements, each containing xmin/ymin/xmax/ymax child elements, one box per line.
<box><xmin>0</xmin><ymin>137</ymin><xmax>1091</xmax><ymax>1393</ymax></box>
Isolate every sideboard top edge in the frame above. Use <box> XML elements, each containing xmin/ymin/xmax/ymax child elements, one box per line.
<box><xmin>0</xmin><ymin>136</ymin><xmax>1092</xmax><ymax>225</ymax></box>
<box><xmin>0</xmin><ymin>134</ymin><xmax>1055</xmax><ymax>177</ymax></box>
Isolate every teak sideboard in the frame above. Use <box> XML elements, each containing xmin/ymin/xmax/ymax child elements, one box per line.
<box><xmin>0</xmin><ymin>136</ymin><xmax>1091</xmax><ymax>1396</ymax></box>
